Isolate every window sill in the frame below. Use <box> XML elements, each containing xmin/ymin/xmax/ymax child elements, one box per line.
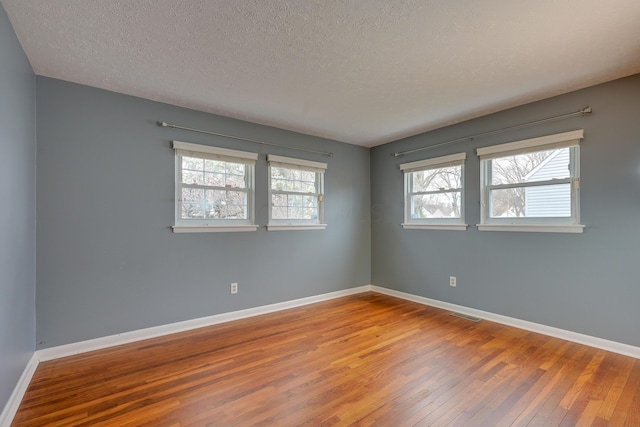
<box><xmin>476</xmin><ymin>224</ymin><xmax>585</xmax><ymax>233</ymax></box>
<box><xmin>267</xmin><ymin>224</ymin><xmax>328</xmax><ymax>231</ymax></box>
<box><xmin>402</xmin><ymin>223</ymin><xmax>468</xmax><ymax>231</ymax></box>
<box><xmin>172</xmin><ymin>225</ymin><xmax>259</xmax><ymax>233</ymax></box>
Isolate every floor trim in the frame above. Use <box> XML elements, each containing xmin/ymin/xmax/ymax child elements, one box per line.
<box><xmin>371</xmin><ymin>285</ymin><xmax>640</xmax><ymax>360</ymax></box>
<box><xmin>29</xmin><ymin>284</ymin><xmax>640</xmax><ymax>363</ymax></box>
<box><xmin>36</xmin><ymin>285</ymin><xmax>371</xmax><ymax>362</ymax></box>
<box><xmin>0</xmin><ymin>353</ymin><xmax>39</xmax><ymax>427</ymax></box>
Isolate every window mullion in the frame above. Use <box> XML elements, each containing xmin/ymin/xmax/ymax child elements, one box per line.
<box><xmin>272</xmin><ymin>190</ymin><xmax>319</xmax><ymax>196</ymax></box>
<box><xmin>410</xmin><ymin>188</ymin><xmax>462</xmax><ymax>196</ymax></box>
<box><xmin>488</xmin><ymin>178</ymin><xmax>572</xmax><ymax>191</ymax></box>
<box><xmin>182</xmin><ymin>183</ymin><xmax>248</xmax><ymax>192</ymax></box>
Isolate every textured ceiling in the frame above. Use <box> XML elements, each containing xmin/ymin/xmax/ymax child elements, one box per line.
<box><xmin>3</xmin><ymin>0</ymin><xmax>640</xmax><ymax>147</ymax></box>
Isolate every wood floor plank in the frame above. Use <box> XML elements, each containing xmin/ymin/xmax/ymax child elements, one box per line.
<box><xmin>613</xmin><ymin>359</ymin><xmax>640</xmax><ymax>427</ymax></box>
<box><xmin>505</xmin><ymin>342</ymin><xmax>582</xmax><ymax>425</ymax></box>
<box><xmin>11</xmin><ymin>292</ymin><xmax>640</xmax><ymax>426</ymax></box>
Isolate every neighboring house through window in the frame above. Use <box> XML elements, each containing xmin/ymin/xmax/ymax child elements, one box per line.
<box><xmin>400</xmin><ymin>152</ymin><xmax>468</xmax><ymax>230</ymax></box>
<box><xmin>172</xmin><ymin>141</ymin><xmax>258</xmax><ymax>233</ymax></box>
<box><xmin>477</xmin><ymin>129</ymin><xmax>584</xmax><ymax>233</ymax></box>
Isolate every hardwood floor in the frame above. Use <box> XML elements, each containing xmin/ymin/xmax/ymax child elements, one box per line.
<box><xmin>12</xmin><ymin>292</ymin><xmax>640</xmax><ymax>426</ymax></box>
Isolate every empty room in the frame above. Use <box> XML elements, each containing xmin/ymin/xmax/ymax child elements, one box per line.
<box><xmin>2</xmin><ymin>1</ymin><xmax>640</xmax><ymax>426</ymax></box>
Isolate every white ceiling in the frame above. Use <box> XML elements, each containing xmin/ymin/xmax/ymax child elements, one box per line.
<box><xmin>3</xmin><ymin>1</ymin><xmax>640</xmax><ymax>147</ymax></box>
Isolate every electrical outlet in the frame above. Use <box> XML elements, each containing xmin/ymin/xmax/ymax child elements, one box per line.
<box><xmin>449</xmin><ymin>276</ymin><xmax>457</xmax><ymax>287</ymax></box>
<box><xmin>231</xmin><ymin>282</ymin><xmax>238</xmax><ymax>294</ymax></box>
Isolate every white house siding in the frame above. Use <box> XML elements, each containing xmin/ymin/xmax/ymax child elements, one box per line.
<box><xmin>524</xmin><ymin>148</ymin><xmax>571</xmax><ymax>217</ymax></box>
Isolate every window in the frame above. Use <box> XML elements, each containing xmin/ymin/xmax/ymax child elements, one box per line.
<box><xmin>267</xmin><ymin>155</ymin><xmax>327</xmax><ymax>230</ymax></box>
<box><xmin>477</xmin><ymin>130</ymin><xmax>584</xmax><ymax>233</ymax></box>
<box><xmin>172</xmin><ymin>141</ymin><xmax>258</xmax><ymax>233</ymax></box>
<box><xmin>400</xmin><ymin>153</ymin><xmax>468</xmax><ymax>230</ymax></box>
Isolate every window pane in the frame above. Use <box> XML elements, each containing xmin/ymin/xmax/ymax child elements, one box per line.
<box><xmin>226</xmin><ymin>204</ymin><xmax>246</xmax><ymax>219</ymax></box>
<box><xmin>288</xmin><ymin>207</ymin><xmax>304</xmax><ymax>219</ymax></box>
<box><xmin>410</xmin><ymin>192</ymin><xmax>461</xmax><ymax>219</ymax></box>
<box><xmin>270</xmin><ymin>194</ymin><xmax>319</xmax><ymax>221</ymax></box>
<box><xmin>225</xmin><ymin>162</ymin><xmax>245</xmax><ymax>175</ymax></box>
<box><xmin>271</xmin><ymin>167</ymin><xmax>287</xmax><ymax>179</ymax></box>
<box><xmin>272</xmin><ymin>206</ymin><xmax>287</xmax><ymax>219</ymax></box>
<box><xmin>285</xmin><ymin>180</ymin><xmax>302</xmax><ymax>192</ymax></box>
<box><xmin>226</xmin><ymin>191</ymin><xmax>247</xmax><ymax>207</ymax></box>
<box><xmin>204</xmin><ymin>172</ymin><xmax>224</xmax><ymax>187</ymax></box>
<box><xmin>182</xmin><ymin>156</ymin><xmax>204</xmax><ymax>171</ymax></box>
<box><xmin>491</xmin><ymin>148</ymin><xmax>569</xmax><ymax>186</ymax></box>
<box><xmin>301</xmin><ymin>171</ymin><xmax>315</xmax><ymax>181</ymax></box>
<box><xmin>303</xmin><ymin>207</ymin><xmax>319</xmax><ymax>220</ymax></box>
<box><xmin>181</xmin><ymin>188</ymin><xmax>205</xmax><ymax>219</ymax></box>
<box><xmin>301</xmin><ymin>182</ymin><xmax>317</xmax><ymax>193</ymax></box>
<box><xmin>490</xmin><ymin>183</ymin><xmax>571</xmax><ymax>218</ymax></box>
<box><xmin>289</xmin><ymin>169</ymin><xmax>302</xmax><ymax>180</ymax></box>
<box><xmin>272</xmin><ymin>194</ymin><xmax>287</xmax><ymax>207</ymax></box>
<box><xmin>183</xmin><ymin>157</ymin><xmax>248</xmax><ymax>190</ymax></box>
<box><xmin>412</xmin><ymin>166</ymin><xmax>461</xmax><ymax>192</ymax></box>
<box><xmin>202</xmin><ymin>190</ymin><xmax>248</xmax><ymax>219</ymax></box>
<box><xmin>225</xmin><ymin>173</ymin><xmax>246</xmax><ymax>188</ymax></box>
<box><xmin>289</xmin><ymin>194</ymin><xmax>303</xmax><ymax>207</ymax></box>
<box><xmin>271</xmin><ymin>178</ymin><xmax>286</xmax><ymax>191</ymax></box>
<box><xmin>204</xmin><ymin>160</ymin><xmax>225</xmax><ymax>173</ymax></box>
<box><xmin>181</xmin><ymin>203</ymin><xmax>203</xmax><ymax>219</ymax></box>
<box><xmin>302</xmin><ymin>195</ymin><xmax>318</xmax><ymax>208</ymax></box>
<box><xmin>271</xmin><ymin>165</ymin><xmax>318</xmax><ymax>193</ymax></box>
<box><xmin>205</xmin><ymin>190</ymin><xmax>227</xmax><ymax>219</ymax></box>
<box><xmin>182</xmin><ymin>170</ymin><xmax>203</xmax><ymax>185</ymax></box>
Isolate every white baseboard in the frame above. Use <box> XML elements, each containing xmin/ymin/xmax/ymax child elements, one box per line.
<box><xmin>36</xmin><ymin>285</ymin><xmax>372</xmax><ymax>362</ymax></box>
<box><xmin>371</xmin><ymin>285</ymin><xmax>640</xmax><ymax>360</ymax></box>
<box><xmin>0</xmin><ymin>353</ymin><xmax>39</xmax><ymax>427</ymax></box>
<box><xmin>29</xmin><ymin>283</ymin><xmax>640</xmax><ymax>363</ymax></box>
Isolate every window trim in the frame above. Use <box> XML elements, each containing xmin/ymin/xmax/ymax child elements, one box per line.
<box><xmin>172</xmin><ymin>141</ymin><xmax>258</xmax><ymax>233</ymax></box>
<box><xmin>477</xmin><ymin>130</ymin><xmax>584</xmax><ymax>233</ymax></box>
<box><xmin>172</xmin><ymin>225</ymin><xmax>259</xmax><ymax>233</ymax></box>
<box><xmin>267</xmin><ymin>154</ymin><xmax>327</xmax><ymax>231</ymax></box>
<box><xmin>476</xmin><ymin>224</ymin><xmax>585</xmax><ymax>233</ymax></box>
<box><xmin>476</xmin><ymin>130</ymin><xmax>583</xmax><ymax>159</ymax></box>
<box><xmin>400</xmin><ymin>152</ymin><xmax>468</xmax><ymax>230</ymax></box>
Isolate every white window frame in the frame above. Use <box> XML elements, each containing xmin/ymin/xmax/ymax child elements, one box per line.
<box><xmin>477</xmin><ymin>130</ymin><xmax>584</xmax><ymax>233</ymax></box>
<box><xmin>400</xmin><ymin>153</ymin><xmax>468</xmax><ymax>231</ymax></box>
<box><xmin>172</xmin><ymin>141</ymin><xmax>258</xmax><ymax>233</ymax></box>
<box><xmin>267</xmin><ymin>155</ymin><xmax>327</xmax><ymax>231</ymax></box>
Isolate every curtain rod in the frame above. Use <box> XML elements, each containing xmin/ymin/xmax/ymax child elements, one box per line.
<box><xmin>393</xmin><ymin>106</ymin><xmax>592</xmax><ymax>157</ymax></box>
<box><xmin>157</xmin><ymin>121</ymin><xmax>334</xmax><ymax>157</ymax></box>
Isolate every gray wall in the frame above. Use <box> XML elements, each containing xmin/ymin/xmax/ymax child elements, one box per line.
<box><xmin>36</xmin><ymin>77</ymin><xmax>371</xmax><ymax>348</ymax></box>
<box><xmin>0</xmin><ymin>3</ymin><xmax>36</xmax><ymax>411</ymax></box>
<box><xmin>372</xmin><ymin>74</ymin><xmax>640</xmax><ymax>347</ymax></box>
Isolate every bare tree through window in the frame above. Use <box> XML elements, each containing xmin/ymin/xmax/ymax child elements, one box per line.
<box><xmin>410</xmin><ymin>166</ymin><xmax>462</xmax><ymax>219</ymax></box>
<box><xmin>490</xmin><ymin>150</ymin><xmax>556</xmax><ymax>217</ymax></box>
